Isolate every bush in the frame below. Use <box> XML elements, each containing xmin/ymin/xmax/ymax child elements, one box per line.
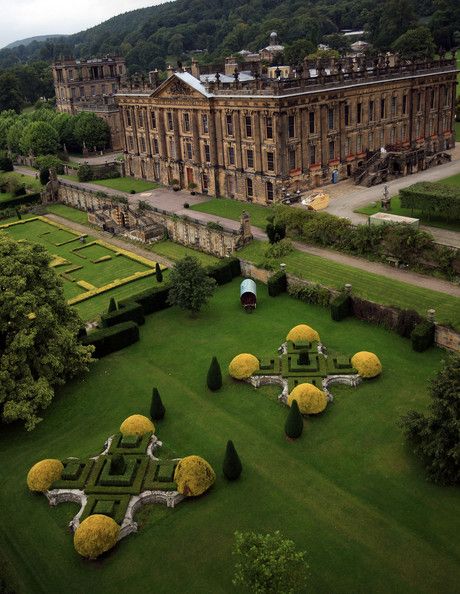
<box><xmin>330</xmin><ymin>293</ymin><xmax>351</xmax><ymax>321</ymax></box>
<box><xmin>266</xmin><ymin>221</ymin><xmax>286</xmax><ymax>244</ymax></box>
<box><xmin>26</xmin><ymin>459</ymin><xmax>64</xmax><ymax>492</ymax></box>
<box><xmin>174</xmin><ymin>455</ymin><xmax>216</xmax><ymax>496</ymax></box>
<box><xmin>0</xmin><ymin>156</ymin><xmax>13</xmax><ymax>172</ymax></box>
<box><xmin>120</xmin><ymin>414</ymin><xmax>155</xmax><ymax>436</ymax></box>
<box><xmin>207</xmin><ymin>356</ymin><xmax>222</xmax><ymax>391</ymax></box>
<box><xmin>287</xmin><ymin>281</ymin><xmax>331</xmax><ymax>307</ymax></box>
<box><xmin>207</xmin><ymin>260</ymin><xmax>234</xmax><ymax>285</ymax></box>
<box><xmin>101</xmin><ymin>301</ymin><xmax>145</xmax><ymax>328</ymax></box>
<box><xmin>351</xmin><ymin>297</ymin><xmax>398</xmax><ymax>330</ymax></box>
<box><xmin>73</xmin><ymin>515</ymin><xmax>119</xmax><ymax>559</ymax></box>
<box><xmin>13</xmin><ymin>185</ymin><xmax>25</xmax><ymax>197</ymax></box>
<box><xmin>118</xmin><ymin>285</ymin><xmax>171</xmax><ymax>315</ymax></box>
<box><xmin>107</xmin><ymin>297</ymin><xmax>117</xmax><ymax>313</ymax></box>
<box><xmin>228</xmin><ymin>353</ymin><xmax>260</xmax><ymax>380</ymax></box>
<box><xmin>285</xmin><ymin>399</ymin><xmax>304</xmax><ymax>439</ymax></box>
<box><xmin>77</xmin><ymin>164</ymin><xmax>93</xmax><ymax>182</ymax></box>
<box><xmin>155</xmin><ymin>262</ymin><xmax>163</xmax><ymax>283</ymax></box>
<box><xmin>35</xmin><ymin>154</ymin><xmax>64</xmax><ymax>174</ymax></box>
<box><xmin>265</xmin><ymin>238</ymin><xmax>293</xmax><ymax>258</ymax></box>
<box><xmin>0</xmin><ymin>192</ymin><xmax>41</xmax><ymax>211</ymax></box>
<box><xmin>150</xmin><ymin>388</ymin><xmax>165</xmax><ymax>420</ymax></box>
<box><xmin>411</xmin><ymin>321</ymin><xmax>435</xmax><ymax>352</ymax></box>
<box><xmin>400</xmin><ymin>182</ymin><xmax>460</xmax><ymax>222</ymax></box>
<box><xmin>267</xmin><ymin>271</ymin><xmax>287</xmax><ymax>297</ymax></box>
<box><xmin>39</xmin><ymin>168</ymin><xmax>50</xmax><ymax>186</ymax></box>
<box><xmin>351</xmin><ymin>351</ymin><xmax>382</xmax><ymax>378</ymax></box>
<box><xmin>82</xmin><ymin>321</ymin><xmax>140</xmax><ymax>358</ymax></box>
<box><xmin>286</xmin><ymin>324</ymin><xmax>320</xmax><ymax>343</ymax></box>
<box><xmin>287</xmin><ymin>383</ymin><xmax>327</xmax><ymax>414</ymax></box>
<box><xmin>223</xmin><ymin>440</ymin><xmax>242</xmax><ymax>480</ymax></box>
<box><xmin>396</xmin><ymin>309</ymin><xmax>423</xmax><ymax>338</ymax></box>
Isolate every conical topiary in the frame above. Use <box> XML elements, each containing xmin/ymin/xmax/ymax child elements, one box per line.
<box><xmin>285</xmin><ymin>399</ymin><xmax>303</xmax><ymax>439</ymax></box>
<box><xmin>156</xmin><ymin>262</ymin><xmax>163</xmax><ymax>283</ymax></box>
<box><xmin>207</xmin><ymin>356</ymin><xmax>222</xmax><ymax>391</ymax></box>
<box><xmin>223</xmin><ymin>440</ymin><xmax>242</xmax><ymax>480</ymax></box>
<box><xmin>108</xmin><ymin>297</ymin><xmax>117</xmax><ymax>313</ymax></box>
<box><xmin>150</xmin><ymin>387</ymin><xmax>165</xmax><ymax>420</ymax></box>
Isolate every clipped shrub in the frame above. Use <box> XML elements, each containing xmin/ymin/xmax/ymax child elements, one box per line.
<box><xmin>39</xmin><ymin>168</ymin><xmax>50</xmax><ymax>186</ymax></box>
<box><xmin>288</xmin><ymin>383</ymin><xmax>327</xmax><ymax>415</ymax></box>
<box><xmin>267</xmin><ymin>271</ymin><xmax>287</xmax><ymax>297</ymax></box>
<box><xmin>351</xmin><ymin>351</ymin><xmax>382</xmax><ymax>378</ymax></box>
<box><xmin>285</xmin><ymin>399</ymin><xmax>304</xmax><ymax>439</ymax></box>
<box><xmin>73</xmin><ymin>515</ymin><xmax>119</xmax><ymax>559</ymax></box>
<box><xmin>206</xmin><ymin>259</ymin><xmax>237</xmax><ymax>285</ymax></box>
<box><xmin>223</xmin><ymin>440</ymin><xmax>242</xmax><ymax>480</ymax></box>
<box><xmin>35</xmin><ymin>155</ymin><xmax>64</xmax><ymax>174</ymax></box>
<box><xmin>286</xmin><ymin>324</ymin><xmax>320</xmax><ymax>343</ymax></box>
<box><xmin>109</xmin><ymin>454</ymin><xmax>126</xmax><ymax>475</ymax></box>
<box><xmin>101</xmin><ymin>301</ymin><xmax>145</xmax><ymax>328</ymax></box>
<box><xmin>265</xmin><ymin>238</ymin><xmax>293</xmax><ymax>258</ymax></box>
<box><xmin>27</xmin><ymin>459</ymin><xmax>64</xmax><ymax>492</ymax></box>
<box><xmin>78</xmin><ymin>164</ymin><xmax>93</xmax><ymax>182</ymax></box>
<box><xmin>0</xmin><ymin>156</ymin><xmax>13</xmax><ymax>172</ymax></box>
<box><xmin>228</xmin><ymin>353</ymin><xmax>260</xmax><ymax>380</ymax></box>
<box><xmin>107</xmin><ymin>297</ymin><xmax>117</xmax><ymax>313</ymax></box>
<box><xmin>118</xmin><ymin>285</ymin><xmax>171</xmax><ymax>315</ymax></box>
<box><xmin>174</xmin><ymin>455</ymin><xmax>216</xmax><ymax>496</ymax></box>
<box><xmin>81</xmin><ymin>321</ymin><xmax>140</xmax><ymax>358</ymax></box>
<box><xmin>155</xmin><ymin>262</ymin><xmax>163</xmax><ymax>283</ymax></box>
<box><xmin>411</xmin><ymin>321</ymin><xmax>435</xmax><ymax>352</ymax></box>
<box><xmin>330</xmin><ymin>293</ymin><xmax>351</xmax><ymax>321</ymax></box>
<box><xmin>0</xmin><ymin>192</ymin><xmax>41</xmax><ymax>211</ymax></box>
<box><xmin>207</xmin><ymin>356</ymin><xmax>222</xmax><ymax>391</ymax></box>
<box><xmin>287</xmin><ymin>281</ymin><xmax>331</xmax><ymax>307</ymax></box>
<box><xmin>396</xmin><ymin>309</ymin><xmax>423</xmax><ymax>338</ymax></box>
<box><xmin>120</xmin><ymin>414</ymin><xmax>155</xmax><ymax>436</ymax></box>
<box><xmin>150</xmin><ymin>387</ymin><xmax>165</xmax><ymax>420</ymax></box>
<box><xmin>351</xmin><ymin>297</ymin><xmax>398</xmax><ymax>331</ymax></box>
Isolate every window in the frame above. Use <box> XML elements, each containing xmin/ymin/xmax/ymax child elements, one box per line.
<box><xmin>345</xmin><ymin>137</ymin><xmax>351</xmax><ymax>156</ymax></box>
<box><xmin>204</xmin><ymin>144</ymin><xmax>210</xmax><ymax>163</ymax></box>
<box><xmin>112</xmin><ymin>83</ymin><xmax>117</xmax><ymax>93</ymax></box>
<box><xmin>226</xmin><ymin>114</ymin><xmax>234</xmax><ymax>136</ymax></box>
<box><xmin>186</xmin><ymin>142</ymin><xmax>193</xmax><ymax>160</ymax></box>
<box><xmin>444</xmin><ymin>86</ymin><xmax>449</xmax><ymax>107</ymax></box>
<box><xmin>391</xmin><ymin>96</ymin><xmax>397</xmax><ymax>116</ymax></box>
<box><xmin>151</xmin><ymin>112</ymin><xmax>157</xmax><ymax>129</ymax></box>
<box><xmin>246</xmin><ymin>178</ymin><xmax>253</xmax><ymax>198</ymax></box>
<box><xmin>328</xmin><ymin>140</ymin><xmax>335</xmax><ymax>161</ymax></box>
<box><xmin>91</xmin><ymin>86</ymin><xmax>96</xmax><ymax>96</ymax></box>
<box><xmin>309</xmin><ymin>145</ymin><xmax>316</xmax><ymax>165</ymax></box>
<box><xmin>102</xmin><ymin>84</ymin><xmax>106</xmax><ymax>94</ymax></box>
<box><xmin>167</xmin><ymin>112</ymin><xmax>173</xmax><ymax>131</ymax></box>
<box><xmin>169</xmin><ymin>138</ymin><xmax>176</xmax><ymax>159</ymax></box>
<box><xmin>183</xmin><ymin>113</ymin><xmax>190</xmax><ymax>132</ymax></box>
<box><xmin>267</xmin><ymin>151</ymin><xmax>275</xmax><ymax>172</ymax></box>
<box><xmin>202</xmin><ymin>114</ymin><xmax>208</xmax><ymax>133</ymax></box>
<box><xmin>266</xmin><ymin>116</ymin><xmax>273</xmax><ymax>139</ymax></box>
<box><xmin>309</xmin><ymin>112</ymin><xmax>315</xmax><ymax>134</ymax></box>
<box><xmin>228</xmin><ymin>146</ymin><xmax>235</xmax><ymax>165</ymax></box>
<box><xmin>416</xmin><ymin>92</ymin><xmax>421</xmax><ymax>112</ymax></box>
<box><xmin>140</xmin><ymin>136</ymin><xmax>146</xmax><ymax>152</ymax></box>
<box><xmin>247</xmin><ymin>149</ymin><xmax>254</xmax><ymax>169</ymax></box>
<box><xmin>430</xmin><ymin>90</ymin><xmax>435</xmax><ymax>109</ymax></box>
<box><xmin>416</xmin><ymin>120</ymin><xmax>420</xmax><ymax>138</ymax></box>
<box><xmin>357</xmin><ymin>135</ymin><xmax>362</xmax><ymax>153</ymax></box>
<box><xmin>369</xmin><ymin>100</ymin><xmax>374</xmax><ymax>121</ymax></box>
<box><xmin>80</xmin><ymin>86</ymin><xmax>84</xmax><ymax>97</ymax></box>
<box><xmin>138</xmin><ymin>111</ymin><xmax>144</xmax><ymax>128</ymax></box>
<box><xmin>344</xmin><ymin>104</ymin><xmax>350</xmax><ymax>126</ymax></box>
<box><xmin>380</xmin><ymin>98</ymin><xmax>385</xmax><ymax>118</ymax></box>
<box><xmin>357</xmin><ymin>103</ymin><xmax>362</xmax><ymax>124</ymax></box>
<box><xmin>288</xmin><ymin>115</ymin><xmax>295</xmax><ymax>138</ymax></box>
<box><xmin>266</xmin><ymin>181</ymin><xmax>274</xmax><ymax>202</ymax></box>
<box><xmin>402</xmin><ymin>124</ymin><xmax>407</xmax><ymax>141</ymax></box>
<box><xmin>368</xmin><ymin>132</ymin><xmax>373</xmax><ymax>151</ymax></box>
<box><xmin>68</xmin><ymin>69</ymin><xmax>73</xmax><ymax>80</ymax></box>
<box><xmin>402</xmin><ymin>95</ymin><xmax>407</xmax><ymax>114</ymax></box>
<box><xmin>71</xmin><ymin>87</ymin><xmax>76</xmax><ymax>99</ymax></box>
<box><xmin>203</xmin><ymin>174</ymin><xmax>209</xmax><ymax>190</ymax></box>
<box><xmin>128</xmin><ymin>136</ymin><xmax>134</xmax><ymax>151</ymax></box>
<box><xmin>126</xmin><ymin>110</ymin><xmax>132</xmax><ymax>127</ymax></box>
<box><xmin>328</xmin><ymin>109</ymin><xmax>334</xmax><ymax>130</ymax></box>
<box><xmin>289</xmin><ymin>148</ymin><xmax>296</xmax><ymax>171</ymax></box>
<box><xmin>390</xmin><ymin>128</ymin><xmax>395</xmax><ymax>144</ymax></box>
<box><xmin>153</xmin><ymin>138</ymin><xmax>159</xmax><ymax>154</ymax></box>
<box><xmin>245</xmin><ymin>115</ymin><xmax>252</xmax><ymax>137</ymax></box>
<box><xmin>380</xmin><ymin>129</ymin><xmax>384</xmax><ymax>146</ymax></box>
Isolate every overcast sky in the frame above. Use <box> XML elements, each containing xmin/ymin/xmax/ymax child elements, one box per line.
<box><xmin>1</xmin><ymin>0</ymin><xmax>169</xmax><ymax>49</ymax></box>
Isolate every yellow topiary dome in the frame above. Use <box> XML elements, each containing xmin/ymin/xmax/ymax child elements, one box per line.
<box><xmin>174</xmin><ymin>455</ymin><xmax>216</xmax><ymax>497</ymax></box>
<box><xmin>287</xmin><ymin>383</ymin><xmax>328</xmax><ymax>415</ymax></box>
<box><xmin>228</xmin><ymin>353</ymin><xmax>260</xmax><ymax>380</ymax></box>
<box><xmin>286</xmin><ymin>324</ymin><xmax>320</xmax><ymax>343</ymax></box>
<box><xmin>74</xmin><ymin>514</ymin><xmax>119</xmax><ymax>559</ymax></box>
<box><xmin>351</xmin><ymin>351</ymin><xmax>382</xmax><ymax>378</ymax></box>
<box><xmin>26</xmin><ymin>459</ymin><xmax>64</xmax><ymax>492</ymax></box>
<box><xmin>119</xmin><ymin>415</ymin><xmax>155</xmax><ymax>436</ymax></box>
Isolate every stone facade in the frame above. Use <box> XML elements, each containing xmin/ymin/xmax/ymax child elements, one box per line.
<box><xmin>53</xmin><ymin>56</ymin><xmax>126</xmax><ymax>150</ymax></box>
<box><xmin>116</xmin><ymin>56</ymin><xmax>458</xmax><ymax>204</ymax></box>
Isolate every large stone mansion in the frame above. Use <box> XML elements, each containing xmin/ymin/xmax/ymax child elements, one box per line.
<box><xmin>116</xmin><ymin>54</ymin><xmax>458</xmax><ymax>203</ymax></box>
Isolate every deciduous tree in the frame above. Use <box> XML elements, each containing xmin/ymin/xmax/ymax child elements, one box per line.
<box><xmin>167</xmin><ymin>255</ymin><xmax>216</xmax><ymax>315</ymax></box>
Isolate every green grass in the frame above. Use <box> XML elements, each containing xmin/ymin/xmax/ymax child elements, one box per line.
<box><xmin>0</xmin><ymin>171</ymin><xmax>43</xmax><ymax>193</ymax></box>
<box><xmin>239</xmin><ymin>240</ymin><xmax>460</xmax><ymax>330</ymax></box>
<box><xmin>149</xmin><ymin>239</ymin><xmax>221</xmax><ymax>265</ymax></box>
<box><xmin>1</xmin><ymin>280</ymin><xmax>459</xmax><ymax>594</ymax></box>
<box><xmin>45</xmin><ymin>204</ymin><xmax>90</xmax><ymax>225</ymax></box>
<box><xmin>191</xmin><ymin>197</ymin><xmax>273</xmax><ymax>229</ymax></box>
<box><xmin>91</xmin><ymin>178</ymin><xmax>160</xmax><ymax>193</ymax></box>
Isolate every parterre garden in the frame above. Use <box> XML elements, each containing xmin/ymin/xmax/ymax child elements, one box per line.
<box><xmin>1</xmin><ymin>280</ymin><xmax>459</xmax><ymax>594</ymax></box>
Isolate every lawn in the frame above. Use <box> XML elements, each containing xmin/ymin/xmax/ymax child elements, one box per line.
<box><xmin>0</xmin><ymin>217</ymin><xmax>163</xmax><ymax>322</ymax></box>
<box><xmin>59</xmin><ymin>176</ymin><xmax>159</xmax><ymax>194</ymax></box>
<box><xmin>148</xmin><ymin>239</ymin><xmax>221</xmax><ymax>266</ymax></box>
<box><xmin>0</xmin><ymin>280</ymin><xmax>459</xmax><ymax>594</ymax></box>
<box><xmin>45</xmin><ymin>204</ymin><xmax>91</xmax><ymax>225</ymax></box>
<box><xmin>191</xmin><ymin>197</ymin><xmax>273</xmax><ymax>229</ymax></box>
<box><xmin>239</xmin><ymin>240</ymin><xmax>460</xmax><ymax>330</ymax></box>
<box><xmin>0</xmin><ymin>171</ymin><xmax>43</xmax><ymax>195</ymax></box>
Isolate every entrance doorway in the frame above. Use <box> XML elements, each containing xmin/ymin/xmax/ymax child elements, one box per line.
<box><xmin>186</xmin><ymin>167</ymin><xmax>194</xmax><ymax>186</ymax></box>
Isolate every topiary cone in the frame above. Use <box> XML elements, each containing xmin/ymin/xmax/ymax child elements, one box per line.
<box><xmin>108</xmin><ymin>297</ymin><xmax>117</xmax><ymax>313</ymax></box>
<box><xmin>223</xmin><ymin>440</ymin><xmax>242</xmax><ymax>480</ymax></box>
<box><xmin>207</xmin><ymin>356</ymin><xmax>222</xmax><ymax>391</ymax></box>
<box><xmin>155</xmin><ymin>262</ymin><xmax>163</xmax><ymax>283</ymax></box>
<box><xmin>285</xmin><ymin>399</ymin><xmax>303</xmax><ymax>439</ymax></box>
<box><xmin>150</xmin><ymin>387</ymin><xmax>165</xmax><ymax>420</ymax></box>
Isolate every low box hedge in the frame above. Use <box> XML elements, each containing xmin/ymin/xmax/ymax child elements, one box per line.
<box><xmin>330</xmin><ymin>293</ymin><xmax>351</xmax><ymax>321</ymax></box>
<box><xmin>411</xmin><ymin>321</ymin><xmax>435</xmax><ymax>352</ymax></box>
<box><xmin>206</xmin><ymin>258</ymin><xmax>239</xmax><ymax>285</ymax></box>
<box><xmin>268</xmin><ymin>271</ymin><xmax>287</xmax><ymax>297</ymax></box>
<box><xmin>82</xmin><ymin>321</ymin><xmax>140</xmax><ymax>358</ymax></box>
<box><xmin>101</xmin><ymin>301</ymin><xmax>145</xmax><ymax>328</ymax></box>
<box><xmin>0</xmin><ymin>192</ymin><xmax>41</xmax><ymax>210</ymax></box>
<box><xmin>118</xmin><ymin>285</ymin><xmax>171</xmax><ymax>315</ymax></box>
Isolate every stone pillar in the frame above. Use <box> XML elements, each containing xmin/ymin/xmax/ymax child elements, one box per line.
<box><xmin>300</xmin><ymin>109</ymin><xmax>308</xmax><ymax>173</ymax></box>
<box><xmin>208</xmin><ymin>108</ymin><xmax>220</xmax><ymax>196</ymax></box>
<box><xmin>320</xmin><ymin>104</ymin><xmax>328</xmax><ymax>166</ymax></box>
<box><xmin>191</xmin><ymin>110</ymin><xmax>201</xmax><ymax>166</ymax></box>
<box><xmin>234</xmin><ymin>111</ymin><xmax>243</xmax><ymax>170</ymax></box>
<box><xmin>132</xmin><ymin>107</ymin><xmax>140</xmax><ymax>156</ymax></box>
<box><xmin>276</xmin><ymin>111</ymin><xmax>288</xmax><ymax>177</ymax></box>
<box><xmin>253</xmin><ymin>111</ymin><xmax>263</xmax><ymax>174</ymax></box>
<box><xmin>144</xmin><ymin>107</ymin><xmax>153</xmax><ymax>157</ymax></box>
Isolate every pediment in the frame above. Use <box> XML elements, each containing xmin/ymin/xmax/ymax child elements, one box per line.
<box><xmin>152</xmin><ymin>73</ymin><xmax>209</xmax><ymax>99</ymax></box>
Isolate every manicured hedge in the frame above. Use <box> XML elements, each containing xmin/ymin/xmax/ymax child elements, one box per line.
<box><xmin>268</xmin><ymin>271</ymin><xmax>287</xmax><ymax>296</ymax></box>
<box><xmin>400</xmin><ymin>182</ymin><xmax>460</xmax><ymax>222</ymax></box>
<box><xmin>411</xmin><ymin>321</ymin><xmax>435</xmax><ymax>352</ymax></box>
<box><xmin>118</xmin><ymin>285</ymin><xmax>171</xmax><ymax>315</ymax></box>
<box><xmin>82</xmin><ymin>321</ymin><xmax>140</xmax><ymax>358</ymax></box>
<box><xmin>0</xmin><ymin>192</ymin><xmax>41</xmax><ymax>210</ymax></box>
<box><xmin>330</xmin><ymin>293</ymin><xmax>351</xmax><ymax>321</ymax></box>
<box><xmin>101</xmin><ymin>302</ymin><xmax>145</xmax><ymax>328</ymax></box>
<box><xmin>206</xmin><ymin>258</ymin><xmax>240</xmax><ymax>285</ymax></box>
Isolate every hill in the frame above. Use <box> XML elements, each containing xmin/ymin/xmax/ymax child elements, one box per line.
<box><xmin>4</xmin><ymin>34</ymin><xmax>68</xmax><ymax>50</ymax></box>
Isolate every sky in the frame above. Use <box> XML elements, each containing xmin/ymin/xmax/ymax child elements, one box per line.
<box><xmin>0</xmin><ymin>0</ymin><xmax>169</xmax><ymax>49</ymax></box>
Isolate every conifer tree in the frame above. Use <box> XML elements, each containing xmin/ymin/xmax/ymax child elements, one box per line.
<box><xmin>150</xmin><ymin>387</ymin><xmax>165</xmax><ymax>420</ymax></box>
<box><xmin>285</xmin><ymin>400</ymin><xmax>303</xmax><ymax>439</ymax></box>
<box><xmin>207</xmin><ymin>356</ymin><xmax>222</xmax><ymax>391</ymax></box>
<box><xmin>155</xmin><ymin>262</ymin><xmax>163</xmax><ymax>283</ymax></box>
<box><xmin>108</xmin><ymin>297</ymin><xmax>117</xmax><ymax>313</ymax></box>
<box><xmin>223</xmin><ymin>439</ymin><xmax>242</xmax><ymax>480</ymax></box>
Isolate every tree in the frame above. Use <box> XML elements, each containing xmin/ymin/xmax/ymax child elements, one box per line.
<box><xmin>368</xmin><ymin>0</ymin><xmax>417</xmax><ymax>50</ymax></box>
<box><xmin>322</xmin><ymin>33</ymin><xmax>351</xmax><ymax>55</ymax></box>
<box><xmin>285</xmin><ymin>400</ymin><xmax>304</xmax><ymax>439</ymax></box>
<box><xmin>284</xmin><ymin>39</ymin><xmax>315</xmax><ymax>66</ymax></box>
<box><xmin>73</xmin><ymin>112</ymin><xmax>110</xmax><ymax>152</ymax></box>
<box><xmin>233</xmin><ymin>530</ymin><xmax>309</xmax><ymax>594</ymax></box>
<box><xmin>266</xmin><ymin>222</ymin><xmax>286</xmax><ymax>244</ymax></box>
<box><xmin>392</xmin><ymin>27</ymin><xmax>436</xmax><ymax>60</ymax></box>
<box><xmin>0</xmin><ymin>235</ymin><xmax>93</xmax><ymax>430</ymax></box>
<box><xmin>39</xmin><ymin>168</ymin><xmax>50</xmax><ymax>186</ymax></box>
<box><xmin>150</xmin><ymin>387</ymin><xmax>165</xmax><ymax>420</ymax></box>
<box><xmin>20</xmin><ymin>121</ymin><xmax>58</xmax><ymax>156</ymax></box>
<box><xmin>207</xmin><ymin>356</ymin><xmax>222</xmax><ymax>391</ymax></box>
<box><xmin>0</xmin><ymin>71</ymin><xmax>22</xmax><ymax>112</ymax></box>
<box><xmin>155</xmin><ymin>262</ymin><xmax>163</xmax><ymax>283</ymax></box>
<box><xmin>400</xmin><ymin>354</ymin><xmax>460</xmax><ymax>485</ymax></box>
<box><xmin>167</xmin><ymin>256</ymin><xmax>216</xmax><ymax>315</ymax></box>
<box><xmin>223</xmin><ymin>440</ymin><xmax>242</xmax><ymax>480</ymax></box>
<box><xmin>108</xmin><ymin>297</ymin><xmax>117</xmax><ymax>313</ymax></box>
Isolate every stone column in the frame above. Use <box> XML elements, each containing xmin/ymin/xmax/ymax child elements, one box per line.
<box><xmin>276</xmin><ymin>111</ymin><xmax>288</xmax><ymax>177</ymax></box>
<box><xmin>191</xmin><ymin>109</ymin><xmax>201</xmax><ymax>165</ymax></box>
<box><xmin>253</xmin><ymin>111</ymin><xmax>263</xmax><ymax>174</ymax></box>
<box><xmin>320</xmin><ymin>104</ymin><xmax>328</xmax><ymax>166</ymax></box>
<box><xmin>234</xmin><ymin>111</ymin><xmax>243</xmax><ymax>170</ymax></box>
<box><xmin>158</xmin><ymin>108</ymin><xmax>168</xmax><ymax>157</ymax></box>
<box><xmin>300</xmin><ymin>108</ymin><xmax>308</xmax><ymax>173</ymax></box>
<box><xmin>144</xmin><ymin>107</ymin><xmax>153</xmax><ymax>157</ymax></box>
